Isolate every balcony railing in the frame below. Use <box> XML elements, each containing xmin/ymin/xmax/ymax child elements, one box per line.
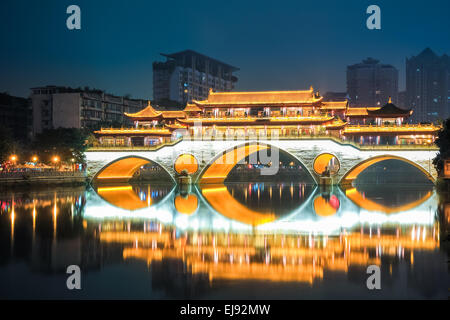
<box><xmin>87</xmin><ymin>133</ymin><xmax>437</xmax><ymax>152</ymax></box>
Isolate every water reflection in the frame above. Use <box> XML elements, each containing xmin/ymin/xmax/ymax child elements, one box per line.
<box><xmin>96</xmin><ymin>185</ymin><xmax>173</xmax><ymax>211</ymax></box>
<box><xmin>0</xmin><ymin>182</ymin><xmax>448</xmax><ymax>299</ymax></box>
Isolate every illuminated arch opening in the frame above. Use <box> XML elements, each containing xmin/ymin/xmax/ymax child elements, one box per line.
<box><xmin>313</xmin><ymin>153</ymin><xmax>340</xmax><ymax>176</ymax></box>
<box><xmin>340</xmin><ymin>155</ymin><xmax>434</xmax><ymax>185</ymax></box>
<box><xmin>174</xmin><ymin>154</ymin><xmax>199</xmax><ymax>175</ymax></box>
<box><xmin>197</xmin><ymin>142</ymin><xmax>316</xmax><ymax>184</ymax></box>
<box><xmin>93</xmin><ymin>155</ymin><xmax>175</xmax><ymax>184</ymax></box>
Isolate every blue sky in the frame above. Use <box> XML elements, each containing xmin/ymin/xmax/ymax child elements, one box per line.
<box><xmin>1</xmin><ymin>0</ymin><xmax>449</xmax><ymax>98</ymax></box>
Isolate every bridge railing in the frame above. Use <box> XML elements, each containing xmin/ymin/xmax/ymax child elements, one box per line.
<box><xmin>88</xmin><ymin>138</ymin><xmax>183</xmax><ymax>151</ymax></box>
<box><xmin>87</xmin><ymin>135</ymin><xmax>437</xmax><ymax>152</ymax></box>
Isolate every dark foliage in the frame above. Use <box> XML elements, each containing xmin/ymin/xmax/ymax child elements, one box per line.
<box><xmin>32</xmin><ymin>128</ymin><xmax>88</xmax><ymax>164</ymax></box>
<box><xmin>433</xmin><ymin>118</ymin><xmax>450</xmax><ymax>175</ymax></box>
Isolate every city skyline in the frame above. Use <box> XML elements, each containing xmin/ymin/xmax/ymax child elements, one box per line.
<box><xmin>1</xmin><ymin>0</ymin><xmax>450</xmax><ymax>99</ymax></box>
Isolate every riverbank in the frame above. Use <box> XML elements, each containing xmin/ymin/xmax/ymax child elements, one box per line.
<box><xmin>0</xmin><ymin>171</ymin><xmax>88</xmax><ymax>188</ymax></box>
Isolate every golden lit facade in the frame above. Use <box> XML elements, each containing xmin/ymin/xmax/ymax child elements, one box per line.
<box><xmin>93</xmin><ymin>87</ymin><xmax>440</xmax><ymax>147</ymax></box>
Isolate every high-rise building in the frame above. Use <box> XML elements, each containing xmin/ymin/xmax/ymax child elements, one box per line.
<box><xmin>406</xmin><ymin>48</ymin><xmax>450</xmax><ymax>122</ymax></box>
<box><xmin>398</xmin><ymin>91</ymin><xmax>407</xmax><ymax>109</ymax></box>
<box><xmin>347</xmin><ymin>58</ymin><xmax>398</xmax><ymax>108</ymax></box>
<box><xmin>30</xmin><ymin>86</ymin><xmax>147</xmax><ymax>135</ymax></box>
<box><xmin>152</xmin><ymin>50</ymin><xmax>239</xmax><ymax>106</ymax></box>
<box><xmin>323</xmin><ymin>91</ymin><xmax>349</xmax><ymax>102</ymax></box>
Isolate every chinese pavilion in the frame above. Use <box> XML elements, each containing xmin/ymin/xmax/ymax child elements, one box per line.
<box><xmin>94</xmin><ymin>87</ymin><xmax>439</xmax><ymax>147</ymax></box>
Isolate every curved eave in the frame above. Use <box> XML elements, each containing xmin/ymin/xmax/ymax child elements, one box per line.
<box><xmin>366</xmin><ymin>112</ymin><xmax>413</xmax><ymax>117</ymax></box>
<box><xmin>177</xmin><ymin>117</ymin><xmax>334</xmax><ymax>126</ymax></box>
<box><xmin>193</xmin><ymin>99</ymin><xmax>323</xmax><ymax>107</ymax></box>
<box><xmin>343</xmin><ymin>128</ymin><xmax>439</xmax><ymax>136</ymax></box>
<box><xmin>124</xmin><ymin>111</ymin><xmax>162</xmax><ymax>118</ymax></box>
<box><xmin>94</xmin><ymin>129</ymin><xmax>173</xmax><ymax>136</ymax></box>
<box><xmin>164</xmin><ymin>123</ymin><xmax>187</xmax><ymax>130</ymax></box>
<box><xmin>325</xmin><ymin>121</ymin><xmax>348</xmax><ymax>130</ymax></box>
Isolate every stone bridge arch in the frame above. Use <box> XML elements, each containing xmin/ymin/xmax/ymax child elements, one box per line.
<box><xmin>92</xmin><ymin>155</ymin><xmax>176</xmax><ymax>184</ymax></box>
<box><xmin>339</xmin><ymin>154</ymin><xmax>435</xmax><ymax>185</ymax></box>
<box><xmin>194</xmin><ymin>141</ymin><xmax>317</xmax><ymax>184</ymax></box>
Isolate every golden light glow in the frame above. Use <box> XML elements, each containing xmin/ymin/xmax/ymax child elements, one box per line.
<box><xmin>95</xmin><ymin>128</ymin><xmax>172</xmax><ymax>135</ymax></box>
<box><xmin>97</xmin><ymin>185</ymin><xmax>150</xmax><ymax>211</ymax></box>
<box><xmin>345</xmin><ymin>188</ymin><xmax>433</xmax><ymax>214</ymax></box>
<box><xmin>31</xmin><ymin>156</ymin><xmax>38</xmax><ymax>162</ymax></box>
<box><xmin>52</xmin><ymin>156</ymin><xmax>60</xmax><ymax>163</ymax></box>
<box><xmin>99</xmin><ymin>226</ymin><xmax>438</xmax><ymax>284</ymax></box>
<box><xmin>200</xmin><ymin>144</ymin><xmax>269</xmax><ymax>184</ymax></box>
<box><xmin>174</xmin><ymin>154</ymin><xmax>199</xmax><ymax>175</ymax></box>
<box><xmin>201</xmin><ymin>185</ymin><xmax>276</xmax><ymax>226</ymax></box>
<box><xmin>313</xmin><ymin>153</ymin><xmax>340</xmax><ymax>175</ymax></box>
<box><xmin>96</xmin><ymin>157</ymin><xmax>153</xmax><ymax>181</ymax></box>
<box><xmin>341</xmin><ymin>155</ymin><xmax>434</xmax><ymax>184</ymax></box>
<box><xmin>193</xmin><ymin>88</ymin><xmax>322</xmax><ymax>106</ymax></box>
<box><xmin>10</xmin><ymin>155</ymin><xmax>17</xmax><ymax>162</ymax></box>
<box><xmin>124</xmin><ymin>101</ymin><xmax>162</xmax><ymax>118</ymax></box>
<box><xmin>344</xmin><ymin>124</ymin><xmax>439</xmax><ymax>135</ymax></box>
<box><xmin>313</xmin><ymin>196</ymin><xmax>338</xmax><ymax>217</ymax></box>
<box><xmin>174</xmin><ymin>194</ymin><xmax>198</xmax><ymax>215</ymax></box>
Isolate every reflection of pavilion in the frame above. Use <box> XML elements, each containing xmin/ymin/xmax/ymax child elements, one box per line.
<box><xmin>97</xmin><ymin>223</ymin><xmax>438</xmax><ymax>285</ymax></box>
<box><xmin>1</xmin><ymin>185</ymin><xmax>443</xmax><ymax>298</ymax></box>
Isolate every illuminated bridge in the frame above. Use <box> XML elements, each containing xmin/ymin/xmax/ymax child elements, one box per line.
<box><xmin>85</xmin><ymin>138</ymin><xmax>438</xmax><ymax>185</ymax></box>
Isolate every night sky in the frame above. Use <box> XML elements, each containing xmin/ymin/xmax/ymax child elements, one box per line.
<box><xmin>1</xmin><ymin>0</ymin><xmax>449</xmax><ymax>99</ymax></box>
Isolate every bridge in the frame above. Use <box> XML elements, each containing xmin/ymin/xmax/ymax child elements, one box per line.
<box><xmin>85</xmin><ymin>137</ymin><xmax>438</xmax><ymax>185</ymax></box>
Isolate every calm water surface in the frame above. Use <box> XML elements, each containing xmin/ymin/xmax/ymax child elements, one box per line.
<box><xmin>0</xmin><ymin>181</ymin><xmax>448</xmax><ymax>299</ymax></box>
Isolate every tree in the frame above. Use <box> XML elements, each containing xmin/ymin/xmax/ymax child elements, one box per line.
<box><xmin>433</xmin><ymin>118</ymin><xmax>450</xmax><ymax>175</ymax></box>
<box><xmin>32</xmin><ymin>128</ymin><xmax>88</xmax><ymax>164</ymax></box>
<box><xmin>0</xmin><ymin>127</ymin><xmax>15</xmax><ymax>163</ymax></box>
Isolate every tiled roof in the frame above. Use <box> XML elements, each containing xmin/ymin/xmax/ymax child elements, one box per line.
<box><xmin>194</xmin><ymin>88</ymin><xmax>321</xmax><ymax>106</ymax></box>
<box><xmin>124</xmin><ymin>101</ymin><xmax>161</xmax><ymax>118</ymax></box>
<box><xmin>183</xmin><ymin>104</ymin><xmax>202</xmax><ymax>112</ymax></box>
<box><xmin>367</xmin><ymin>103</ymin><xmax>412</xmax><ymax>116</ymax></box>
<box><xmin>321</xmin><ymin>101</ymin><xmax>348</xmax><ymax>110</ymax></box>
<box><xmin>161</xmin><ymin>111</ymin><xmax>186</xmax><ymax>119</ymax></box>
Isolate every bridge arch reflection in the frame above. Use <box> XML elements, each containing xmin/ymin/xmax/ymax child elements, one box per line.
<box><xmin>84</xmin><ymin>182</ymin><xmax>437</xmax><ymax>236</ymax></box>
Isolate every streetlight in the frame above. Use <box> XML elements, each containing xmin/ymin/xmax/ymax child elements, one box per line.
<box><xmin>9</xmin><ymin>155</ymin><xmax>17</xmax><ymax>172</ymax></box>
<box><xmin>31</xmin><ymin>156</ymin><xmax>38</xmax><ymax>163</ymax></box>
<box><xmin>52</xmin><ymin>156</ymin><xmax>60</xmax><ymax>171</ymax></box>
